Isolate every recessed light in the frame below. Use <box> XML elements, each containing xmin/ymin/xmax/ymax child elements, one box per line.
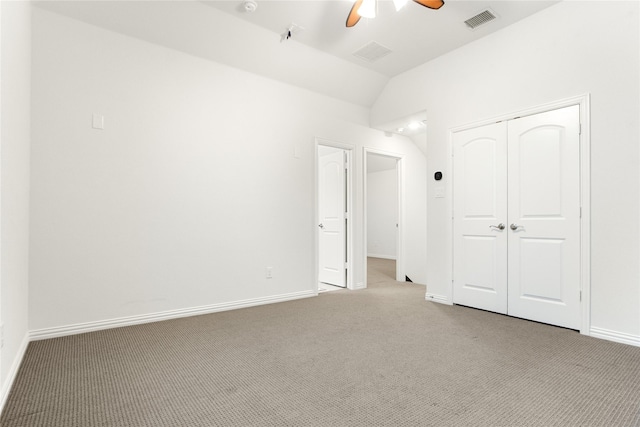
<box><xmin>407</xmin><ymin>121</ymin><xmax>422</xmax><ymax>130</ymax></box>
<box><xmin>396</xmin><ymin>127</ymin><xmax>405</xmax><ymax>133</ymax></box>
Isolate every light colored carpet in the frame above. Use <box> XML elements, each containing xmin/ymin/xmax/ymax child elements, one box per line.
<box><xmin>366</xmin><ymin>256</ymin><xmax>396</xmax><ymax>287</ymax></box>
<box><xmin>2</xmin><ymin>258</ymin><xmax>640</xmax><ymax>426</ymax></box>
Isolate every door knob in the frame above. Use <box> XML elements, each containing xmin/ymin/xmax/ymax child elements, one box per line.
<box><xmin>489</xmin><ymin>223</ymin><xmax>505</xmax><ymax>230</ymax></box>
<box><xmin>318</xmin><ymin>223</ymin><xmax>324</xmax><ymax>229</ymax></box>
<box><xmin>510</xmin><ymin>223</ymin><xmax>521</xmax><ymax>230</ymax></box>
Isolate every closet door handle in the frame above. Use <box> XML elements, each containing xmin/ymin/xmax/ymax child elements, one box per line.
<box><xmin>510</xmin><ymin>223</ymin><xmax>521</xmax><ymax>231</ymax></box>
<box><xmin>489</xmin><ymin>223</ymin><xmax>505</xmax><ymax>230</ymax></box>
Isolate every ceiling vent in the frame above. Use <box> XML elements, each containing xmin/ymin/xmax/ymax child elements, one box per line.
<box><xmin>464</xmin><ymin>9</ymin><xmax>497</xmax><ymax>30</ymax></box>
<box><xmin>353</xmin><ymin>41</ymin><xmax>392</xmax><ymax>63</ymax></box>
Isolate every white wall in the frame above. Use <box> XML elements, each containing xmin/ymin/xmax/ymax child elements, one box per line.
<box><xmin>0</xmin><ymin>0</ymin><xmax>31</xmax><ymax>409</ymax></box>
<box><xmin>371</xmin><ymin>1</ymin><xmax>640</xmax><ymax>341</ymax></box>
<box><xmin>367</xmin><ymin>168</ymin><xmax>397</xmax><ymax>259</ymax></box>
<box><xmin>29</xmin><ymin>8</ymin><xmax>428</xmax><ymax>332</ymax></box>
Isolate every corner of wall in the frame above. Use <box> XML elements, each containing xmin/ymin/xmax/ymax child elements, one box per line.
<box><xmin>0</xmin><ymin>0</ymin><xmax>32</xmax><ymax>412</ymax></box>
<box><xmin>0</xmin><ymin>333</ymin><xmax>28</xmax><ymax>415</ymax></box>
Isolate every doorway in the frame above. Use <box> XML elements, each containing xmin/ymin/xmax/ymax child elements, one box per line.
<box><xmin>452</xmin><ymin>104</ymin><xmax>585</xmax><ymax>330</ymax></box>
<box><xmin>316</xmin><ymin>141</ymin><xmax>353</xmax><ymax>291</ymax></box>
<box><xmin>364</xmin><ymin>149</ymin><xmax>404</xmax><ymax>288</ymax></box>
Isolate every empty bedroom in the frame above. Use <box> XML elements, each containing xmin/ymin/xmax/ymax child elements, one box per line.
<box><xmin>1</xmin><ymin>0</ymin><xmax>639</xmax><ymax>425</ymax></box>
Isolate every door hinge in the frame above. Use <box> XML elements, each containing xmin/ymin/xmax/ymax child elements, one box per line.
<box><xmin>579</xmin><ymin>123</ymin><xmax>582</xmax><ymax>135</ymax></box>
<box><xmin>580</xmin><ymin>290</ymin><xmax>582</xmax><ymax>301</ymax></box>
<box><xmin>580</xmin><ymin>207</ymin><xmax>582</xmax><ymax>218</ymax></box>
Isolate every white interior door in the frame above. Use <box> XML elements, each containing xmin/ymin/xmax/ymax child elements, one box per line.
<box><xmin>453</xmin><ymin>122</ymin><xmax>508</xmax><ymax>313</ymax></box>
<box><xmin>507</xmin><ymin>105</ymin><xmax>581</xmax><ymax>329</ymax></box>
<box><xmin>453</xmin><ymin>105</ymin><xmax>581</xmax><ymax>329</ymax></box>
<box><xmin>319</xmin><ymin>148</ymin><xmax>346</xmax><ymax>287</ymax></box>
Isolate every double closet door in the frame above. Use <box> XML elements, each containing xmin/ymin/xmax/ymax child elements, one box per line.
<box><xmin>453</xmin><ymin>105</ymin><xmax>581</xmax><ymax>330</ymax></box>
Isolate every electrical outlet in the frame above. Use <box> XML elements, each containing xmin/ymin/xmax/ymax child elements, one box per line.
<box><xmin>266</xmin><ymin>267</ymin><xmax>273</xmax><ymax>279</ymax></box>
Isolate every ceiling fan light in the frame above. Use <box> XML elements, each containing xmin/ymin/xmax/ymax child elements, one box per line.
<box><xmin>358</xmin><ymin>0</ymin><xmax>376</xmax><ymax>19</ymax></box>
<box><xmin>393</xmin><ymin>0</ymin><xmax>409</xmax><ymax>11</ymax></box>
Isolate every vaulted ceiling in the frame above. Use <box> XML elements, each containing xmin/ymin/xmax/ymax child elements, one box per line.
<box><xmin>204</xmin><ymin>0</ymin><xmax>559</xmax><ymax>77</ymax></box>
<box><xmin>34</xmin><ymin>0</ymin><xmax>559</xmax><ymax>108</ymax></box>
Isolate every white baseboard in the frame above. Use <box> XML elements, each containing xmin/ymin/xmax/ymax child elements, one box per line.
<box><xmin>425</xmin><ymin>293</ymin><xmax>451</xmax><ymax>305</ymax></box>
<box><xmin>367</xmin><ymin>254</ymin><xmax>397</xmax><ymax>260</ymax></box>
<box><xmin>0</xmin><ymin>333</ymin><xmax>29</xmax><ymax>416</ymax></box>
<box><xmin>30</xmin><ymin>290</ymin><xmax>315</xmax><ymax>341</ymax></box>
<box><xmin>589</xmin><ymin>327</ymin><xmax>640</xmax><ymax>347</ymax></box>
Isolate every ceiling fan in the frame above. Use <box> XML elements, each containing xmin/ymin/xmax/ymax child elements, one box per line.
<box><xmin>346</xmin><ymin>0</ymin><xmax>444</xmax><ymax>27</ymax></box>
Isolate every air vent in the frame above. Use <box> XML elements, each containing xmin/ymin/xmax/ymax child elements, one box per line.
<box><xmin>353</xmin><ymin>41</ymin><xmax>392</xmax><ymax>62</ymax></box>
<box><xmin>464</xmin><ymin>9</ymin><xmax>497</xmax><ymax>30</ymax></box>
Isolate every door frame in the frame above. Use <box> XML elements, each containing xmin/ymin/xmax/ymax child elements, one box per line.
<box><xmin>363</xmin><ymin>147</ymin><xmax>405</xmax><ymax>287</ymax></box>
<box><xmin>449</xmin><ymin>94</ymin><xmax>591</xmax><ymax>335</ymax></box>
<box><xmin>315</xmin><ymin>138</ymin><xmax>354</xmax><ymax>292</ymax></box>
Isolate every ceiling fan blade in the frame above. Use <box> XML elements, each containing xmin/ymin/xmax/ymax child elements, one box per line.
<box><xmin>412</xmin><ymin>0</ymin><xmax>444</xmax><ymax>10</ymax></box>
<box><xmin>346</xmin><ymin>0</ymin><xmax>364</xmax><ymax>27</ymax></box>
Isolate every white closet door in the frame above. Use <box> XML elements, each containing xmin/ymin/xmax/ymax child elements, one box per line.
<box><xmin>453</xmin><ymin>122</ymin><xmax>508</xmax><ymax>314</ymax></box>
<box><xmin>507</xmin><ymin>105</ymin><xmax>581</xmax><ymax>329</ymax></box>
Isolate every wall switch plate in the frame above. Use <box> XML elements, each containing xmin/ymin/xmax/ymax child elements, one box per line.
<box><xmin>92</xmin><ymin>113</ymin><xmax>104</xmax><ymax>130</ymax></box>
<box><xmin>266</xmin><ymin>267</ymin><xmax>273</xmax><ymax>279</ymax></box>
<box><xmin>435</xmin><ymin>186</ymin><xmax>445</xmax><ymax>198</ymax></box>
